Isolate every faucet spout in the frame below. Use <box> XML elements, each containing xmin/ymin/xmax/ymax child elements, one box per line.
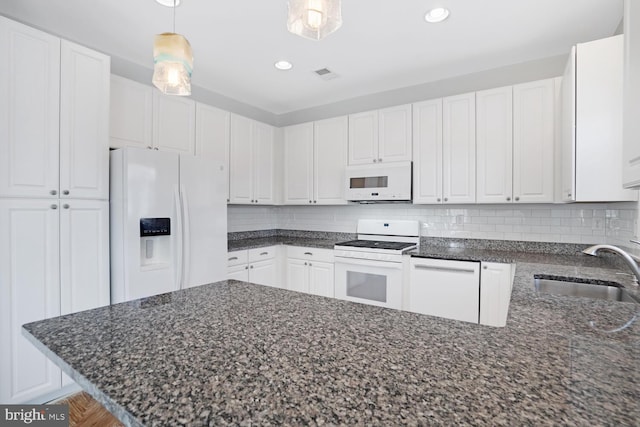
<box><xmin>582</xmin><ymin>244</ymin><xmax>640</xmax><ymax>285</ymax></box>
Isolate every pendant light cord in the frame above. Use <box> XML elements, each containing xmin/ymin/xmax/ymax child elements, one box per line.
<box><xmin>172</xmin><ymin>0</ymin><xmax>176</xmax><ymax>33</ymax></box>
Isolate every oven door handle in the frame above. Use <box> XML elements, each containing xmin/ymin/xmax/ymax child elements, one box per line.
<box><xmin>335</xmin><ymin>257</ymin><xmax>403</xmax><ymax>269</ymax></box>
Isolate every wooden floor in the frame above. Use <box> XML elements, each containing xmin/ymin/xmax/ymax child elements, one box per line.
<box><xmin>54</xmin><ymin>392</ymin><xmax>124</xmax><ymax>427</ymax></box>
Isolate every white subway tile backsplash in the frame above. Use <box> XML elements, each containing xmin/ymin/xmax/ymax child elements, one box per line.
<box><xmin>228</xmin><ymin>201</ymin><xmax>638</xmax><ymax>245</ymax></box>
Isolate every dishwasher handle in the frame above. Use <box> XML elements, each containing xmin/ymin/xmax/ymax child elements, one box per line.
<box><xmin>413</xmin><ymin>264</ymin><xmax>476</xmax><ymax>274</ymax></box>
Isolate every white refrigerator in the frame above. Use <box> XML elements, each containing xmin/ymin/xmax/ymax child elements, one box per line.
<box><xmin>110</xmin><ymin>147</ymin><xmax>227</xmax><ymax>303</ymax></box>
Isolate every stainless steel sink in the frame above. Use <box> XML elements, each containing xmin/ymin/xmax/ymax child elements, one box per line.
<box><xmin>533</xmin><ymin>277</ymin><xmax>638</xmax><ymax>303</ymax></box>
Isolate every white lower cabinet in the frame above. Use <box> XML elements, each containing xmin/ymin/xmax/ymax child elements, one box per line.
<box><xmin>479</xmin><ymin>262</ymin><xmax>514</xmax><ymax>327</ymax></box>
<box><xmin>0</xmin><ymin>198</ymin><xmax>109</xmax><ymax>404</ymax></box>
<box><xmin>227</xmin><ymin>246</ymin><xmax>280</xmax><ymax>287</ymax></box>
<box><xmin>408</xmin><ymin>258</ymin><xmax>480</xmax><ymax>323</ymax></box>
<box><xmin>285</xmin><ymin>246</ymin><xmax>334</xmax><ymax>298</ymax></box>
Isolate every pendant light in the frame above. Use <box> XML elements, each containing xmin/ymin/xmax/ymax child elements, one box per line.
<box><xmin>287</xmin><ymin>0</ymin><xmax>342</xmax><ymax>41</ymax></box>
<box><xmin>152</xmin><ymin>0</ymin><xmax>193</xmax><ymax>96</ymax></box>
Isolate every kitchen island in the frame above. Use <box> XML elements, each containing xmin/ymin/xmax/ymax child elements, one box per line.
<box><xmin>23</xmin><ymin>252</ymin><xmax>639</xmax><ymax>426</ymax></box>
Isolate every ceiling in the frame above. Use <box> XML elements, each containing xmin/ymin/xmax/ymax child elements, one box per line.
<box><xmin>0</xmin><ymin>0</ymin><xmax>623</xmax><ymax>115</ymax></box>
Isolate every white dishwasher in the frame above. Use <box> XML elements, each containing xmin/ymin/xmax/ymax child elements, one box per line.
<box><xmin>408</xmin><ymin>258</ymin><xmax>480</xmax><ymax>323</ymax></box>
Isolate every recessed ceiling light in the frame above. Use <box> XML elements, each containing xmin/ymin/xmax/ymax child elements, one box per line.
<box><xmin>274</xmin><ymin>60</ymin><xmax>293</xmax><ymax>71</ymax></box>
<box><xmin>425</xmin><ymin>7</ymin><xmax>450</xmax><ymax>23</ymax></box>
<box><xmin>155</xmin><ymin>0</ymin><xmax>181</xmax><ymax>7</ymax></box>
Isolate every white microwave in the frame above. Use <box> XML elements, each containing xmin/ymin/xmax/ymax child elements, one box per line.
<box><xmin>345</xmin><ymin>161</ymin><xmax>412</xmax><ymax>202</ymax></box>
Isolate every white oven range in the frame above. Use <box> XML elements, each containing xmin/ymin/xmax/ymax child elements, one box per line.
<box><xmin>334</xmin><ymin>220</ymin><xmax>420</xmax><ymax>309</ymax></box>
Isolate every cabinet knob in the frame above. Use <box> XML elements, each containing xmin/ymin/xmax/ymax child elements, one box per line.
<box><xmin>483</xmin><ymin>265</ymin><xmax>488</xmax><ymax>270</ymax></box>
<box><xmin>50</xmin><ymin>190</ymin><xmax>57</xmax><ymax>196</ymax></box>
<box><xmin>437</xmin><ymin>198</ymin><xmax>441</xmax><ymax>202</ymax></box>
<box><xmin>378</xmin><ymin>158</ymin><xmax>382</xmax><ymax>162</ymax></box>
<box><xmin>50</xmin><ymin>204</ymin><xmax>58</xmax><ymax>210</ymax></box>
<box><xmin>313</xmin><ymin>200</ymin><xmax>317</xmax><ymax>203</ymax></box>
<box><xmin>309</xmin><ymin>200</ymin><xmax>312</xmax><ymax>203</ymax></box>
<box><xmin>245</xmin><ymin>266</ymin><xmax>248</xmax><ymax>270</ymax></box>
<box><xmin>227</xmin><ymin>199</ymin><xmax>230</xmax><ymax>203</ymax></box>
<box><xmin>309</xmin><ymin>263</ymin><xmax>312</xmax><ymax>266</ymax></box>
<box><xmin>63</xmin><ymin>204</ymin><xmax>69</xmax><ymax>209</ymax></box>
<box><xmin>515</xmin><ymin>196</ymin><xmax>520</xmax><ymax>201</ymax></box>
<box><xmin>154</xmin><ymin>147</ymin><xmax>159</xmax><ymax>151</ymax></box>
<box><xmin>568</xmin><ymin>193</ymin><xmax>572</xmax><ymax>198</ymax></box>
<box><xmin>63</xmin><ymin>190</ymin><xmax>69</xmax><ymax>195</ymax></box>
<box><xmin>250</xmin><ymin>265</ymin><xmax>254</xmax><ymax>269</ymax></box>
<box><xmin>506</xmin><ymin>197</ymin><xmax>511</xmax><ymax>201</ymax></box>
<box><xmin>304</xmin><ymin>262</ymin><xmax>308</xmax><ymax>266</ymax></box>
<box><xmin>444</xmin><ymin>198</ymin><xmax>448</xmax><ymax>202</ymax></box>
<box><xmin>373</xmin><ymin>159</ymin><xmax>377</xmax><ymax>163</ymax></box>
<box><xmin>147</xmin><ymin>146</ymin><xmax>152</xmax><ymax>150</ymax></box>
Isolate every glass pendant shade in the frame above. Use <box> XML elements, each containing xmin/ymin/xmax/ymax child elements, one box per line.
<box><xmin>287</xmin><ymin>0</ymin><xmax>342</xmax><ymax>40</ymax></box>
<box><xmin>152</xmin><ymin>32</ymin><xmax>193</xmax><ymax>96</ymax></box>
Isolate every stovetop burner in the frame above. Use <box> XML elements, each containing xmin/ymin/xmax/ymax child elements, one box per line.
<box><xmin>335</xmin><ymin>240</ymin><xmax>417</xmax><ymax>251</ymax></box>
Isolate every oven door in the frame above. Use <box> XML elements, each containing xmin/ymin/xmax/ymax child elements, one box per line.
<box><xmin>334</xmin><ymin>257</ymin><xmax>403</xmax><ymax>309</ymax></box>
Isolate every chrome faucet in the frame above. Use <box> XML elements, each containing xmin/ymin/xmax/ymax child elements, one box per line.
<box><xmin>582</xmin><ymin>242</ymin><xmax>640</xmax><ymax>285</ymax></box>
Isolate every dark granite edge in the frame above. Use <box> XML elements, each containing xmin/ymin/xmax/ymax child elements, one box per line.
<box><xmin>228</xmin><ymin>229</ymin><xmax>355</xmax><ymax>242</ymax></box>
<box><xmin>21</xmin><ymin>327</ymin><xmax>143</xmax><ymax>427</ymax></box>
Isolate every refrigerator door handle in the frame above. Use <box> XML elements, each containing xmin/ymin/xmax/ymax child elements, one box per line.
<box><xmin>174</xmin><ymin>185</ymin><xmax>184</xmax><ymax>290</ymax></box>
<box><xmin>180</xmin><ymin>184</ymin><xmax>191</xmax><ymax>289</ymax></box>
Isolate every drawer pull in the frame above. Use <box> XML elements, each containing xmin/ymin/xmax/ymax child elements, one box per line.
<box><xmin>304</xmin><ymin>252</ymin><xmax>313</xmax><ymax>256</ymax></box>
<box><xmin>414</xmin><ymin>265</ymin><xmax>475</xmax><ymax>274</ymax></box>
<box><xmin>260</xmin><ymin>252</ymin><xmax>268</xmax><ymax>256</ymax></box>
<box><xmin>228</xmin><ymin>257</ymin><xmax>238</xmax><ymax>261</ymax></box>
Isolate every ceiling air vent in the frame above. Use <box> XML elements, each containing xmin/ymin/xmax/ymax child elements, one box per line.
<box><xmin>314</xmin><ymin>67</ymin><xmax>339</xmax><ymax>81</ymax></box>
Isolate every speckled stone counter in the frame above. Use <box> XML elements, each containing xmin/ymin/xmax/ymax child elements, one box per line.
<box><xmin>23</xmin><ymin>247</ymin><xmax>640</xmax><ymax>426</ymax></box>
<box><xmin>228</xmin><ymin>236</ymin><xmax>341</xmax><ymax>251</ymax></box>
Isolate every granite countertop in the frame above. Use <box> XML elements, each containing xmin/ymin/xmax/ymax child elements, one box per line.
<box><xmin>228</xmin><ymin>236</ymin><xmax>339</xmax><ymax>252</ymax></box>
<box><xmin>23</xmin><ymin>246</ymin><xmax>640</xmax><ymax>426</ymax></box>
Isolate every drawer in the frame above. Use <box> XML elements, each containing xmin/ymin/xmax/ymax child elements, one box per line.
<box><xmin>248</xmin><ymin>246</ymin><xmax>277</xmax><ymax>262</ymax></box>
<box><xmin>227</xmin><ymin>250</ymin><xmax>248</xmax><ymax>266</ymax></box>
<box><xmin>286</xmin><ymin>246</ymin><xmax>334</xmax><ymax>263</ymax></box>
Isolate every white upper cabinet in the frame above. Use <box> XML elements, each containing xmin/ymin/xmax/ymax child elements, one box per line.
<box><xmin>412</xmin><ymin>99</ymin><xmax>443</xmax><ymax>204</ymax></box>
<box><xmin>152</xmin><ymin>91</ymin><xmax>196</xmax><ymax>155</ymax></box>
<box><xmin>348</xmin><ymin>104</ymin><xmax>411</xmax><ymax>165</ymax></box>
<box><xmin>228</xmin><ymin>115</ymin><xmax>275</xmax><ymax>204</ymax></box>
<box><xmin>195</xmin><ymin>103</ymin><xmax>230</xmax><ymax>200</ymax></box>
<box><xmin>623</xmin><ymin>0</ymin><xmax>640</xmax><ymax>188</ymax></box>
<box><xmin>109</xmin><ymin>75</ymin><xmax>153</xmax><ymax>150</ymax></box>
<box><xmin>284</xmin><ymin>122</ymin><xmax>314</xmax><ymax>204</ymax></box>
<box><xmin>0</xmin><ymin>18</ymin><xmax>109</xmax><ymax>201</ymax></box>
<box><xmin>314</xmin><ymin>116</ymin><xmax>348</xmax><ymax>204</ymax></box>
<box><xmin>562</xmin><ymin>35</ymin><xmax>637</xmax><ymax>202</ymax></box>
<box><xmin>476</xmin><ymin>86</ymin><xmax>513</xmax><ymax>204</ymax></box>
<box><xmin>284</xmin><ymin>117</ymin><xmax>348</xmax><ymax>205</ymax></box>
<box><xmin>59</xmin><ymin>40</ymin><xmax>110</xmax><ymax>200</ymax></box>
<box><xmin>443</xmin><ymin>93</ymin><xmax>476</xmax><ymax>204</ymax></box>
<box><xmin>0</xmin><ymin>17</ymin><xmax>60</xmax><ymax>199</ymax></box>
<box><xmin>513</xmin><ymin>79</ymin><xmax>555</xmax><ymax>203</ymax></box>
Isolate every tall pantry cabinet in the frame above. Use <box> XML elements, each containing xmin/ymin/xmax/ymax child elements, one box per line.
<box><xmin>0</xmin><ymin>16</ymin><xmax>110</xmax><ymax>404</ymax></box>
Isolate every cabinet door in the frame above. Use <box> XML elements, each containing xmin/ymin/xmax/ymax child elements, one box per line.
<box><xmin>513</xmin><ymin>79</ymin><xmax>555</xmax><ymax>203</ymax></box>
<box><xmin>229</xmin><ymin>114</ymin><xmax>253</xmax><ymax>204</ymax></box>
<box><xmin>253</xmin><ymin>121</ymin><xmax>275</xmax><ymax>204</ymax></box>
<box><xmin>152</xmin><ymin>92</ymin><xmax>196</xmax><ymax>154</ymax></box>
<box><xmin>284</xmin><ymin>123</ymin><xmax>314</xmax><ymax>204</ymax></box>
<box><xmin>314</xmin><ymin>116</ymin><xmax>348</xmax><ymax>204</ymax></box>
<box><xmin>249</xmin><ymin>259</ymin><xmax>277</xmax><ymax>287</ymax></box>
<box><xmin>286</xmin><ymin>258</ymin><xmax>309</xmax><ymax>293</ymax></box>
<box><xmin>409</xmin><ymin>258</ymin><xmax>480</xmax><ymax>324</ymax></box>
<box><xmin>0</xmin><ymin>17</ymin><xmax>60</xmax><ymax>198</ymax></box>
<box><xmin>476</xmin><ymin>86</ymin><xmax>513</xmax><ymax>204</ymax></box>
<box><xmin>309</xmin><ymin>261</ymin><xmax>334</xmax><ymax>298</ymax></box>
<box><xmin>561</xmin><ymin>46</ymin><xmax>577</xmax><ymax>202</ymax></box>
<box><xmin>109</xmin><ymin>75</ymin><xmax>153</xmax><ymax>150</ymax></box>
<box><xmin>348</xmin><ymin>110</ymin><xmax>378</xmax><ymax>165</ymax></box>
<box><xmin>575</xmin><ymin>35</ymin><xmax>637</xmax><ymax>202</ymax></box>
<box><xmin>59</xmin><ymin>41</ymin><xmax>110</xmax><ymax>200</ymax></box>
<box><xmin>623</xmin><ymin>0</ymin><xmax>640</xmax><ymax>188</ymax></box>
<box><xmin>412</xmin><ymin>99</ymin><xmax>443</xmax><ymax>204</ymax></box>
<box><xmin>60</xmin><ymin>200</ymin><xmax>110</xmax><ymax>316</ymax></box>
<box><xmin>195</xmin><ymin>103</ymin><xmax>229</xmax><ymax>200</ymax></box>
<box><xmin>0</xmin><ymin>199</ymin><xmax>61</xmax><ymax>404</ymax></box>
<box><xmin>479</xmin><ymin>262</ymin><xmax>513</xmax><ymax>327</ymax></box>
<box><xmin>228</xmin><ymin>264</ymin><xmax>249</xmax><ymax>281</ymax></box>
<box><xmin>443</xmin><ymin>93</ymin><xmax>476</xmax><ymax>204</ymax></box>
<box><xmin>378</xmin><ymin>104</ymin><xmax>412</xmax><ymax>162</ymax></box>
